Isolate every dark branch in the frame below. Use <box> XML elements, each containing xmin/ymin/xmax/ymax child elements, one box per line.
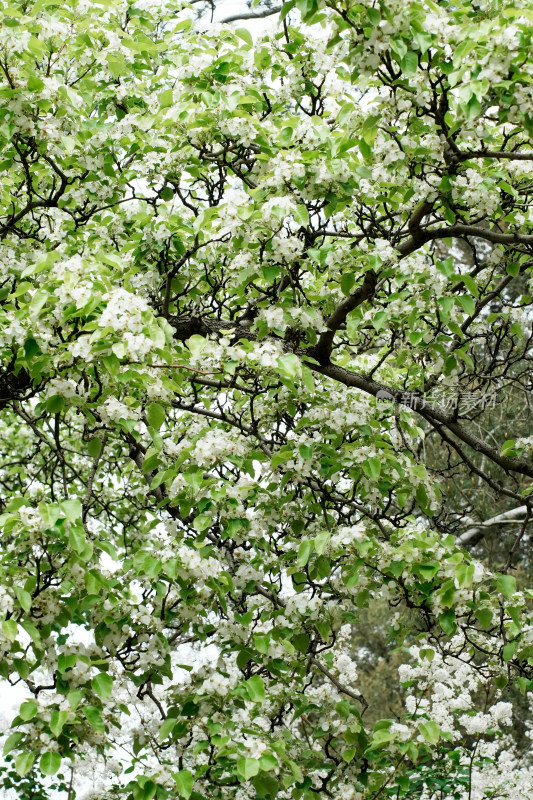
<box><xmin>312</xmin><ymin>269</ymin><xmax>377</xmax><ymax>365</ymax></box>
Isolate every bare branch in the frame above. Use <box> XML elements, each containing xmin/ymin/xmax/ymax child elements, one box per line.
<box><xmin>220</xmin><ymin>5</ymin><xmax>282</xmax><ymax>24</ymax></box>
<box><xmin>309</xmin><ymin>656</ymin><xmax>368</xmax><ymax>712</ymax></box>
<box><xmin>398</xmin><ymin>223</ymin><xmax>533</xmax><ymax>256</ymax></box>
<box><xmin>456</xmin><ymin>149</ymin><xmax>533</xmax><ymax>162</ymax></box>
<box><xmin>457</xmin><ymin>506</ymin><xmax>531</xmax><ymax>546</ymax></box>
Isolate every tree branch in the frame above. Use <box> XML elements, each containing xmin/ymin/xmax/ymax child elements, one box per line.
<box><xmin>220</xmin><ymin>5</ymin><xmax>282</xmax><ymax>24</ymax></box>
<box><xmin>456</xmin><ymin>149</ymin><xmax>533</xmax><ymax>162</ymax></box>
<box><xmin>398</xmin><ymin>223</ymin><xmax>533</xmax><ymax>256</ymax></box>
<box><xmin>312</xmin><ymin>269</ymin><xmax>377</xmax><ymax>364</ymax></box>
<box><xmin>166</xmin><ymin>314</ymin><xmax>533</xmax><ymax>480</ymax></box>
<box><xmin>457</xmin><ymin>505</ymin><xmax>531</xmax><ymax>546</ymax></box>
<box><xmin>309</xmin><ymin>656</ymin><xmax>368</xmax><ymax>712</ymax></box>
<box><xmin>305</xmin><ymin>361</ymin><xmax>533</xmax><ymax>480</ymax></box>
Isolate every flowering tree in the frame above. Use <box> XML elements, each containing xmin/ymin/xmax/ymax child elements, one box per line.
<box><xmin>1</xmin><ymin>0</ymin><xmax>533</xmax><ymax>797</ymax></box>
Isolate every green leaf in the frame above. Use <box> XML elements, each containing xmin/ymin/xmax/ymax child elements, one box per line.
<box><xmin>293</xmin><ymin>632</ymin><xmax>310</xmax><ymax>653</ymax></box>
<box><xmin>401</xmin><ymin>51</ymin><xmax>418</xmax><ymax>76</ymax></box>
<box><xmin>466</xmin><ymin>96</ymin><xmax>482</xmax><ymax>121</ymax></box>
<box><xmin>461</xmin><ymin>275</ymin><xmax>479</xmax><ymax>297</ymax></box>
<box><xmin>87</xmin><ymin>438</ymin><xmax>103</xmax><ymax>458</ymax></box>
<box><xmin>314</xmin><ymin>530</ymin><xmax>330</xmax><ymax>555</ymax></box>
<box><xmin>252</xmin><ymin>774</ymin><xmax>279</xmax><ymax>798</ymax></box>
<box><xmin>293</xmin><ymin>204</ymin><xmax>309</xmax><ymax>227</ymax></box>
<box><xmin>21</xmin><ymin>253</ymin><xmax>57</xmax><ymax>279</ymax></box>
<box><xmin>495</xmin><ymin>574</ymin><xmax>516</xmax><ymax>599</ymax></box>
<box><xmin>46</xmin><ymin>395</ymin><xmax>65</xmax><ymax>414</ymax></box>
<box><xmin>14</xmin><ymin>586</ymin><xmax>32</xmax><ymax>613</ymax></box>
<box><xmin>419</xmin><ymin>720</ymin><xmax>440</xmax><ymax>745</ymax></box>
<box><xmin>341</xmin><ymin>272</ymin><xmax>355</xmax><ymax>296</ymax></box>
<box><xmin>235</xmin><ymin>27</ymin><xmax>253</xmax><ymax>46</ymax></box>
<box><xmin>495</xmin><ymin>674</ymin><xmax>508</xmax><ymax>689</ymax></box>
<box><xmin>159</xmin><ymin>717</ymin><xmax>177</xmax><ymax>741</ymax></box>
<box><xmin>160</xmin><ymin>186</ymin><xmax>174</xmax><ymax>201</ymax></box>
<box><xmin>475</xmin><ymin>607</ymin><xmax>493</xmax><ymax>629</ymax></box>
<box><xmin>296</xmin><ymin>539</ymin><xmax>313</xmax><ymax>567</ymax></box>
<box><xmin>3</xmin><ymin>732</ymin><xmax>24</xmax><ymax>755</ymax></box>
<box><xmin>280</xmin><ymin>0</ymin><xmax>296</xmax><ymax>22</ymax></box>
<box><xmin>15</xmin><ymin>752</ymin><xmax>35</xmax><ymax>777</ymax></box>
<box><xmin>416</xmin><ymin>563</ymin><xmax>439</xmax><ymax>581</ymax></box>
<box><xmin>288</xmin><ymin>758</ymin><xmax>303</xmax><ymax>782</ymax></box>
<box><xmin>146</xmin><ymin>402</ymin><xmax>166</xmax><ymax>430</ymax></box>
<box><xmin>237</xmin><ymin>757</ymin><xmax>260</xmax><ymax>780</ymax></box>
<box><xmin>420</xmin><ymin>648</ymin><xmax>435</xmax><ymax>662</ymax></box>
<box><xmin>503</xmin><ymin>641</ymin><xmax>516</xmax><ymax>662</ymax></box>
<box><xmin>457</xmin><ymin>295</ymin><xmax>475</xmax><ymax>316</ymax></box>
<box><xmin>193</xmin><ymin>514</ymin><xmax>212</xmax><ymax>532</ymax></box>
<box><xmin>19</xmin><ymin>700</ymin><xmax>38</xmax><ymax>721</ymax></box>
<box><xmin>138</xmin><ymin>780</ymin><xmax>157</xmax><ymax>800</ymax></box>
<box><xmin>342</xmin><ymin>747</ymin><xmax>356</xmax><ymax>762</ymax></box>
<box><xmin>2</xmin><ymin>619</ymin><xmax>18</xmax><ymax>641</ymax></box>
<box><xmin>106</xmin><ymin>57</ymin><xmax>123</xmax><ymax>78</ymax></box>
<box><xmin>60</xmin><ymin>499</ymin><xmax>82</xmax><ymax>522</ymax></box>
<box><xmin>438</xmin><ymin>610</ymin><xmax>456</xmax><ymax>636</ymax></box>
<box><xmin>254</xmin><ymin>633</ymin><xmax>270</xmax><ymax>654</ymax></box>
<box><xmin>372</xmin><ymin>310</ymin><xmax>388</xmax><ymax>331</ymax></box>
<box><xmin>455</xmin><ymin>563</ymin><xmax>475</xmax><ymax>588</ymax></box>
<box><xmin>92</xmin><ymin>672</ymin><xmax>113</xmax><ymax>700</ymax></box>
<box><xmin>372</xmin><ymin>727</ymin><xmax>394</xmax><ymax>744</ymax></box>
<box><xmin>187</xmin><ymin>335</ymin><xmax>207</xmax><ymax>357</ymax></box>
<box><xmin>84</xmin><ymin>706</ymin><xmax>105</xmax><ymax>734</ymax></box>
<box><xmin>174</xmin><ymin>769</ymin><xmax>193</xmax><ymax>799</ymax></box>
<box><xmin>501</xmin><ymin>440</ymin><xmax>516</xmax><ymax>456</ymax></box>
<box><xmin>67</xmin><ymin>690</ymin><xmax>83</xmax><ymax>710</ymax></box>
<box><xmin>358</xmin><ymin>138</ymin><xmax>372</xmax><ymax>160</ymax></box>
<box><xmin>102</xmin><ymin>354</ymin><xmax>120</xmax><ymax>375</ymax></box>
<box><xmin>246</xmin><ymin>675</ymin><xmax>266</xmax><ymax>703</ymax></box>
<box><xmin>20</xmin><ymin>619</ymin><xmax>40</xmax><ymax>644</ymax></box>
<box><xmin>367</xmin><ymin>7</ymin><xmax>380</xmax><ymax>25</ymax></box>
<box><xmin>50</xmin><ymin>710</ymin><xmax>69</xmax><ymax>737</ymax></box>
<box><xmin>259</xmin><ymin>752</ymin><xmax>278</xmax><ymax>772</ymax></box>
<box><xmin>28</xmin><ymin>76</ymin><xmax>44</xmax><ymax>92</ymax></box>
<box><xmin>10</xmin><ymin>282</ymin><xmax>33</xmax><ymax>299</ymax></box>
<box><xmin>302</xmin><ymin>366</ymin><xmax>315</xmax><ymax>393</ymax></box>
<box><xmin>277</xmin><ymin>353</ymin><xmax>301</xmax><ymax>380</ymax></box>
<box><xmin>362</xmin><ymin>457</ymin><xmax>380</xmax><ymax>480</ymax></box>
<box><xmin>69</xmin><ymin>526</ymin><xmax>86</xmax><ymax>555</ymax></box>
<box><xmin>415</xmin><ymin>484</ymin><xmax>431</xmax><ymax>514</ymax></box>
<box><xmin>40</xmin><ymin>752</ymin><xmax>61</xmax><ymax>776</ymax></box>
<box><xmin>158</xmin><ymin>89</ymin><xmax>173</xmax><ymax>108</ymax></box>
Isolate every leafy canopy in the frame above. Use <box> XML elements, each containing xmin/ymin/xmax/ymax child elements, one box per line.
<box><xmin>0</xmin><ymin>0</ymin><xmax>533</xmax><ymax>798</ymax></box>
